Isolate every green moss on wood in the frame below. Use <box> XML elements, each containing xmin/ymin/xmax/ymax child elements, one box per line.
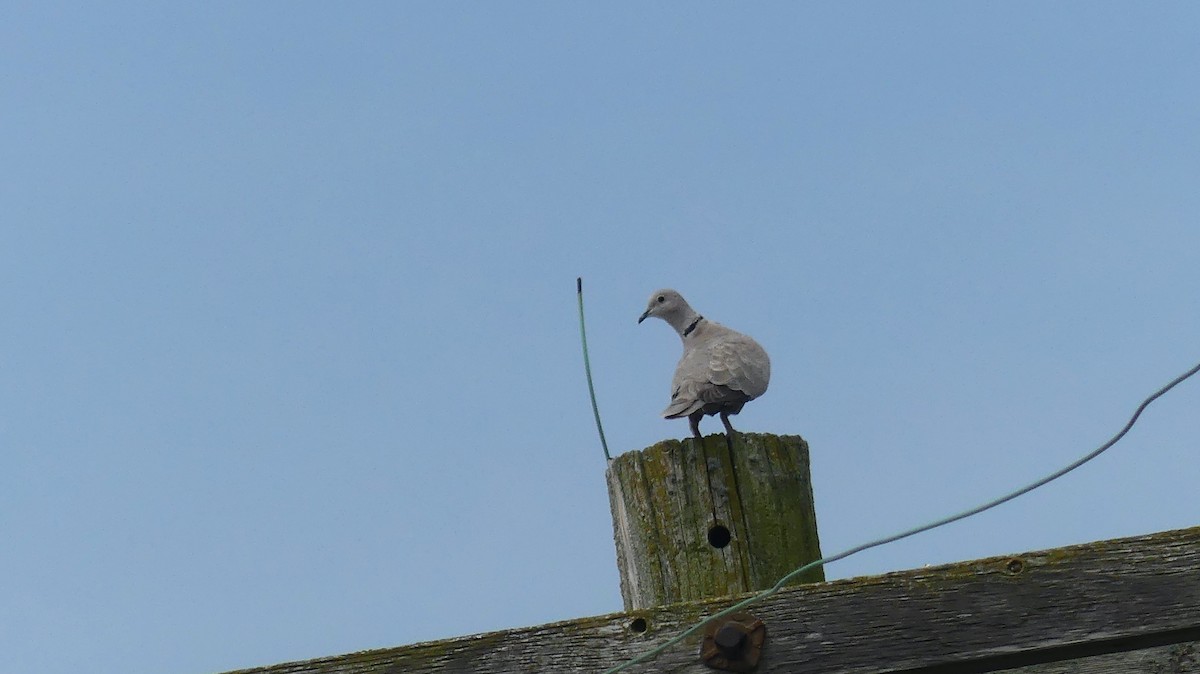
<box><xmin>607</xmin><ymin>432</ymin><xmax>823</xmax><ymax>611</ymax></box>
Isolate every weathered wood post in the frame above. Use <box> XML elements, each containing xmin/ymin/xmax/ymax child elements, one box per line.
<box><xmin>606</xmin><ymin>432</ymin><xmax>823</xmax><ymax>610</ymax></box>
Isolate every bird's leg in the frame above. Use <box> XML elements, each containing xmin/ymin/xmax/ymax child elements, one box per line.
<box><xmin>688</xmin><ymin>412</ymin><xmax>703</xmax><ymax>440</ymax></box>
<box><xmin>720</xmin><ymin>411</ymin><xmax>736</xmax><ymax>438</ymax></box>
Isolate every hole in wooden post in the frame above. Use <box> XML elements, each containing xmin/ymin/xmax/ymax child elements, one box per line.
<box><xmin>629</xmin><ymin>617</ymin><xmax>648</xmax><ymax>633</ymax></box>
<box><xmin>707</xmin><ymin>524</ymin><xmax>732</xmax><ymax>549</ymax></box>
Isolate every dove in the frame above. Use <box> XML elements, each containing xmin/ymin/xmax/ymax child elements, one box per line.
<box><xmin>638</xmin><ymin>289</ymin><xmax>771</xmax><ymax>440</ymax></box>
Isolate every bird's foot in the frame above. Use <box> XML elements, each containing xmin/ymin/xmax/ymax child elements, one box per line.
<box><xmin>688</xmin><ymin>412</ymin><xmax>704</xmax><ymax>440</ymax></box>
<box><xmin>720</xmin><ymin>412</ymin><xmax>737</xmax><ymax>438</ymax></box>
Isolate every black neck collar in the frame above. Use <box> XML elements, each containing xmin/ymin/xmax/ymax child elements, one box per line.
<box><xmin>683</xmin><ymin>315</ymin><xmax>703</xmax><ymax>337</ymax></box>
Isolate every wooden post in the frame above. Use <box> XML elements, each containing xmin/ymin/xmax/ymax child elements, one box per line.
<box><xmin>606</xmin><ymin>432</ymin><xmax>823</xmax><ymax>610</ymax></box>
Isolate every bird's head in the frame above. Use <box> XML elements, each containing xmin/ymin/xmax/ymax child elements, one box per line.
<box><xmin>638</xmin><ymin>288</ymin><xmax>690</xmax><ymax>325</ymax></box>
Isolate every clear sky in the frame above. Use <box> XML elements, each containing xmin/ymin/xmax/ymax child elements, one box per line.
<box><xmin>4</xmin><ymin>3</ymin><xmax>1199</xmax><ymax>674</ymax></box>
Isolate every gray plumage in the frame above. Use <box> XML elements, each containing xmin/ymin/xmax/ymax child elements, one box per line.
<box><xmin>638</xmin><ymin>289</ymin><xmax>770</xmax><ymax>439</ymax></box>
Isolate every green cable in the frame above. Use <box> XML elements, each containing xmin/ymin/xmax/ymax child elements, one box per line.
<box><xmin>603</xmin><ymin>358</ymin><xmax>1200</xmax><ymax>673</ymax></box>
<box><xmin>577</xmin><ymin>277</ymin><xmax>611</xmax><ymax>461</ymax></box>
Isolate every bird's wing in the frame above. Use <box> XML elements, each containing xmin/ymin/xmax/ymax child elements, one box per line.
<box><xmin>707</xmin><ymin>334</ymin><xmax>771</xmax><ymax>398</ymax></box>
<box><xmin>661</xmin><ymin>333</ymin><xmax>769</xmax><ymax>418</ymax></box>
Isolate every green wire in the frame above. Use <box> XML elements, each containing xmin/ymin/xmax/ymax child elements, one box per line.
<box><xmin>577</xmin><ymin>277</ymin><xmax>611</xmax><ymax>461</ymax></box>
<box><xmin>603</xmin><ymin>358</ymin><xmax>1200</xmax><ymax>673</ymax></box>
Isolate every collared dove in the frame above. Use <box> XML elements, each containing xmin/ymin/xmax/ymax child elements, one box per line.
<box><xmin>638</xmin><ymin>289</ymin><xmax>770</xmax><ymax>439</ymax></box>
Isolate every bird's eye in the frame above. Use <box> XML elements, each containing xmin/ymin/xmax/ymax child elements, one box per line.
<box><xmin>657</xmin><ymin>296</ymin><xmax>665</xmax><ymax>303</ymax></box>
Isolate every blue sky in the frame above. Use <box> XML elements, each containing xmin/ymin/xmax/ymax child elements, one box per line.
<box><xmin>4</xmin><ymin>3</ymin><xmax>1199</xmax><ymax>674</ymax></box>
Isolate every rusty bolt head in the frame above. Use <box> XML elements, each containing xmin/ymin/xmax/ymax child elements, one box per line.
<box><xmin>714</xmin><ymin>622</ymin><xmax>748</xmax><ymax>653</ymax></box>
<box><xmin>700</xmin><ymin>612</ymin><xmax>766</xmax><ymax>672</ymax></box>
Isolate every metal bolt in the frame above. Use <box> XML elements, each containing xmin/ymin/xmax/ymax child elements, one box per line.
<box><xmin>714</xmin><ymin>622</ymin><xmax>748</xmax><ymax>653</ymax></box>
<box><xmin>700</xmin><ymin>612</ymin><xmax>766</xmax><ymax>672</ymax></box>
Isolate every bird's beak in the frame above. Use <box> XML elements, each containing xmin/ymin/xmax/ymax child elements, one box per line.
<box><xmin>637</xmin><ymin>310</ymin><xmax>649</xmax><ymax>324</ymax></box>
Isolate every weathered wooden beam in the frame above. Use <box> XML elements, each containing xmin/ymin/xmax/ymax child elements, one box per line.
<box><xmin>223</xmin><ymin>525</ymin><xmax>1200</xmax><ymax>674</ymax></box>
<box><xmin>607</xmin><ymin>432</ymin><xmax>823</xmax><ymax>610</ymax></box>
<box><xmin>1000</xmin><ymin>641</ymin><xmax>1200</xmax><ymax>673</ymax></box>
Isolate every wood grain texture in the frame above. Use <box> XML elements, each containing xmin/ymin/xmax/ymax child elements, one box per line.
<box><xmin>1005</xmin><ymin>640</ymin><xmax>1200</xmax><ymax>673</ymax></box>
<box><xmin>606</xmin><ymin>432</ymin><xmax>823</xmax><ymax>611</ymax></box>
<box><xmin>224</xmin><ymin>525</ymin><xmax>1200</xmax><ymax>674</ymax></box>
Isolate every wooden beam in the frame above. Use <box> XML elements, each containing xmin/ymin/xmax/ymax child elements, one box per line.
<box><xmin>224</xmin><ymin>525</ymin><xmax>1200</xmax><ymax>674</ymax></box>
<box><xmin>994</xmin><ymin>640</ymin><xmax>1200</xmax><ymax>673</ymax></box>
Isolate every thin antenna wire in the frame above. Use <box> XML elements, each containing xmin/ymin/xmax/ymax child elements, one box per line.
<box><xmin>578</xmin><ymin>277</ymin><xmax>611</xmax><ymax>461</ymax></box>
<box><xmin>603</xmin><ymin>358</ymin><xmax>1200</xmax><ymax>673</ymax></box>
